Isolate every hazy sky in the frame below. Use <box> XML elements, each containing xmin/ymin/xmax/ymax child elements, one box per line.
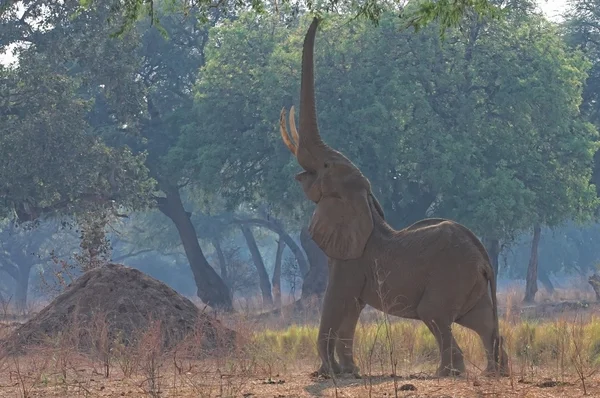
<box><xmin>0</xmin><ymin>0</ymin><xmax>570</xmax><ymax>67</ymax></box>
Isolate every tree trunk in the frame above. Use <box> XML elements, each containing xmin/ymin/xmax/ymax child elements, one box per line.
<box><xmin>482</xmin><ymin>237</ymin><xmax>500</xmax><ymax>278</ymax></box>
<box><xmin>240</xmin><ymin>225</ymin><xmax>273</xmax><ymax>308</ymax></box>
<box><xmin>272</xmin><ymin>239</ymin><xmax>285</xmax><ymax>308</ymax></box>
<box><xmin>233</xmin><ymin>218</ymin><xmax>309</xmax><ymax>277</ymax></box>
<box><xmin>538</xmin><ymin>267</ymin><xmax>555</xmax><ymax>294</ymax></box>
<box><xmin>15</xmin><ymin>263</ymin><xmax>31</xmax><ymax>314</ymax></box>
<box><xmin>212</xmin><ymin>237</ymin><xmax>230</xmax><ymax>289</ymax></box>
<box><xmin>300</xmin><ymin>227</ymin><xmax>328</xmax><ymax>300</ymax></box>
<box><xmin>524</xmin><ymin>224</ymin><xmax>542</xmax><ymax>304</ymax></box>
<box><xmin>157</xmin><ymin>188</ymin><xmax>233</xmax><ymax>311</ymax></box>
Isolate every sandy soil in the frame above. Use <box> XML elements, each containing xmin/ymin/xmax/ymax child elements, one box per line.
<box><xmin>0</xmin><ymin>358</ymin><xmax>597</xmax><ymax>397</ymax></box>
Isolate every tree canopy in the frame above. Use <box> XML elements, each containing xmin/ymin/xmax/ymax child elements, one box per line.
<box><xmin>0</xmin><ymin>50</ymin><xmax>155</xmax><ymax>224</ymax></box>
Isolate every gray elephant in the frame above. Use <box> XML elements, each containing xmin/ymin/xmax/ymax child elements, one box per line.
<box><xmin>278</xmin><ymin>17</ymin><xmax>509</xmax><ymax>378</ymax></box>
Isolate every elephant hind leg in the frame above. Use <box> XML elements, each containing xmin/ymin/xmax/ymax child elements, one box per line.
<box><xmin>417</xmin><ymin>303</ymin><xmax>465</xmax><ymax>376</ymax></box>
<box><xmin>424</xmin><ymin>321</ymin><xmax>465</xmax><ymax>376</ymax></box>
<box><xmin>455</xmin><ymin>295</ymin><xmax>509</xmax><ymax>376</ymax></box>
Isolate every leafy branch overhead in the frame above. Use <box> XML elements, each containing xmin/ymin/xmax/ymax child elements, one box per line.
<box><xmin>73</xmin><ymin>0</ymin><xmax>501</xmax><ymax>37</ymax></box>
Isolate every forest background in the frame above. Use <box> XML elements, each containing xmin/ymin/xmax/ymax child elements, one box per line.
<box><xmin>2</xmin><ymin>0</ymin><xmax>600</xmax><ymax>313</ymax></box>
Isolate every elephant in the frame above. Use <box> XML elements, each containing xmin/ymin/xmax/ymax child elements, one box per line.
<box><xmin>277</xmin><ymin>17</ymin><xmax>509</xmax><ymax>378</ymax></box>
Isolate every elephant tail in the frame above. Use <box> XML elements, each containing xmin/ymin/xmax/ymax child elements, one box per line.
<box><xmin>459</xmin><ymin>225</ymin><xmax>502</xmax><ymax>360</ymax></box>
<box><xmin>477</xmin><ymin>238</ymin><xmax>503</xmax><ymax>365</ymax></box>
<box><xmin>487</xmin><ymin>259</ymin><xmax>502</xmax><ymax>363</ymax></box>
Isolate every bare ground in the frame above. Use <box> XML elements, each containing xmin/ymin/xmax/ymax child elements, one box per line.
<box><xmin>2</xmin><ymin>277</ymin><xmax>600</xmax><ymax>397</ymax></box>
<box><xmin>0</xmin><ymin>356</ymin><xmax>598</xmax><ymax>397</ymax></box>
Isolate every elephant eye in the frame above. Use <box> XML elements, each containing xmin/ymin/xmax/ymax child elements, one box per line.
<box><xmin>324</xmin><ymin>162</ymin><xmax>329</xmax><ymax>168</ymax></box>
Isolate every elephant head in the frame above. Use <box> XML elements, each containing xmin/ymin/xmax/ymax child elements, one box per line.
<box><xmin>279</xmin><ymin>17</ymin><xmax>385</xmax><ymax>261</ymax></box>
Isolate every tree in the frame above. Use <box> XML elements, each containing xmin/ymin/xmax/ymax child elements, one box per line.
<box><xmin>240</xmin><ymin>224</ymin><xmax>273</xmax><ymax>307</ymax></box>
<box><xmin>410</xmin><ymin>12</ymin><xmax>598</xmax><ymax>280</ymax></box>
<box><xmin>0</xmin><ymin>52</ymin><xmax>154</xmax><ymax>225</ymax></box>
<box><xmin>0</xmin><ymin>0</ymin><xmax>238</xmax><ymax>310</ymax></box>
<box><xmin>564</xmin><ymin>0</ymin><xmax>600</xmax><ymax>199</ymax></box>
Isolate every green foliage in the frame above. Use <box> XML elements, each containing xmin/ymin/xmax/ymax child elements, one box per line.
<box><xmin>0</xmin><ymin>51</ymin><xmax>155</xmax><ymax>222</ymax></box>
<box><xmin>434</xmin><ymin>15</ymin><xmax>599</xmax><ymax>238</ymax></box>
<box><xmin>405</xmin><ymin>0</ymin><xmax>502</xmax><ymax>36</ymax></box>
<box><xmin>564</xmin><ymin>0</ymin><xmax>600</xmax><ymax>197</ymax></box>
<box><xmin>72</xmin><ymin>0</ymin><xmax>501</xmax><ymax>38</ymax></box>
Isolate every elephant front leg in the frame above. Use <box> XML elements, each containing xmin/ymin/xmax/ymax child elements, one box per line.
<box><xmin>315</xmin><ymin>268</ymin><xmax>365</xmax><ymax>377</ymax></box>
<box><xmin>315</xmin><ymin>295</ymin><xmax>344</xmax><ymax>376</ymax></box>
<box><xmin>335</xmin><ymin>298</ymin><xmax>365</xmax><ymax>376</ymax></box>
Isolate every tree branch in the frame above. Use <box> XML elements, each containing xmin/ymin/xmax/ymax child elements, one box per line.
<box><xmin>0</xmin><ymin>262</ymin><xmax>18</xmax><ymax>281</ymax></box>
<box><xmin>112</xmin><ymin>248</ymin><xmax>156</xmax><ymax>262</ymax></box>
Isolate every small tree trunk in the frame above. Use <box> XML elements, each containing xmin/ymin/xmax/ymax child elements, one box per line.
<box><xmin>272</xmin><ymin>239</ymin><xmax>285</xmax><ymax>308</ymax></box>
<box><xmin>300</xmin><ymin>227</ymin><xmax>328</xmax><ymax>300</ymax></box>
<box><xmin>240</xmin><ymin>225</ymin><xmax>273</xmax><ymax>308</ymax></box>
<box><xmin>278</xmin><ymin>230</ymin><xmax>309</xmax><ymax>278</ymax></box>
<box><xmin>483</xmin><ymin>237</ymin><xmax>501</xmax><ymax>278</ymax></box>
<box><xmin>15</xmin><ymin>263</ymin><xmax>32</xmax><ymax>314</ymax></box>
<box><xmin>212</xmin><ymin>237</ymin><xmax>230</xmax><ymax>289</ymax></box>
<box><xmin>524</xmin><ymin>224</ymin><xmax>542</xmax><ymax>304</ymax></box>
<box><xmin>158</xmin><ymin>187</ymin><xmax>233</xmax><ymax>311</ymax></box>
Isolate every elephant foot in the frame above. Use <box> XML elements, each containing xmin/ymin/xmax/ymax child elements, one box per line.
<box><xmin>435</xmin><ymin>366</ymin><xmax>463</xmax><ymax>377</ymax></box>
<box><xmin>339</xmin><ymin>363</ymin><xmax>361</xmax><ymax>378</ymax></box>
<box><xmin>311</xmin><ymin>361</ymin><xmax>341</xmax><ymax>378</ymax></box>
<box><xmin>482</xmin><ymin>365</ymin><xmax>510</xmax><ymax>378</ymax></box>
<box><xmin>435</xmin><ymin>360</ymin><xmax>465</xmax><ymax>377</ymax></box>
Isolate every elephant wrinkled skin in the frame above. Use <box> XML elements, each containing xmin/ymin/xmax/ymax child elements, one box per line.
<box><xmin>278</xmin><ymin>17</ymin><xmax>509</xmax><ymax>378</ymax></box>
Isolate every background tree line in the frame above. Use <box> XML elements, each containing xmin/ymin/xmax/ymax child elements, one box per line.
<box><xmin>2</xmin><ymin>0</ymin><xmax>600</xmax><ymax>312</ymax></box>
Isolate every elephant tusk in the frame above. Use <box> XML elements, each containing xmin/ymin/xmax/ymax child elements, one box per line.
<box><xmin>280</xmin><ymin>107</ymin><xmax>297</xmax><ymax>155</ymax></box>
<box><xmin>289</xmin><ymin>105</ymin><xmax>300</xmax><ymax>147</ymax></box>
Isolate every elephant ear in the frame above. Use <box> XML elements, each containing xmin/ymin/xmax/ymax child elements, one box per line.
<box><xmin>308</xmin><ymin>190</ymin><xmax>374</xmax><ymax>260</ymax></box>
<box><xmin>370</xmin><ymin>193</ymin><xmax>385</xmax><ymax>220</ymax></box>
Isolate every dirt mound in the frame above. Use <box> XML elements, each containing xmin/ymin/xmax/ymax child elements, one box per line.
<box><xmin>2</xmin><ymin>263</ymin><xmax>235</xmax><ymax>354</ymax></box>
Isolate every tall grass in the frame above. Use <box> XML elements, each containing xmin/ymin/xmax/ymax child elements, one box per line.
<box><xmin>253</xmin><ymin>317</ymin><xmax>600</xmax><ymax>377</ymax></box>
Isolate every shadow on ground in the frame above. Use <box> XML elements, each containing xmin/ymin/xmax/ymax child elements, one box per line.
<box><xmin>303</xmin><ymin>372</ymin><xmax>441</xmax><ymax>396</ymax></box>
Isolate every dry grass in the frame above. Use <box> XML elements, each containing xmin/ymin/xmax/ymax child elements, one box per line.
<box><xmin>2</xmin><ymin>287</ymin><xmax>600</xmax><ymax>397</ymax></box>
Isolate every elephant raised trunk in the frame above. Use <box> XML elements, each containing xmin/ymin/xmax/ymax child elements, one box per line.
<box><xmin>280</xmin><ymin>17</ymin><xmax>347</xmax><ymax>172</ymax></box>
<box><xmin>298</xmin><ymin>17</ymin><xmax>320</xmax><ymax>151</ymax></box>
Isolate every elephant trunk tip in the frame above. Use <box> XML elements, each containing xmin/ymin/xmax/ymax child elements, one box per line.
<box><xmin>299</xmin><ymin>16</ymin><xmax>323</xmax><ymax>148</ymax></box>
